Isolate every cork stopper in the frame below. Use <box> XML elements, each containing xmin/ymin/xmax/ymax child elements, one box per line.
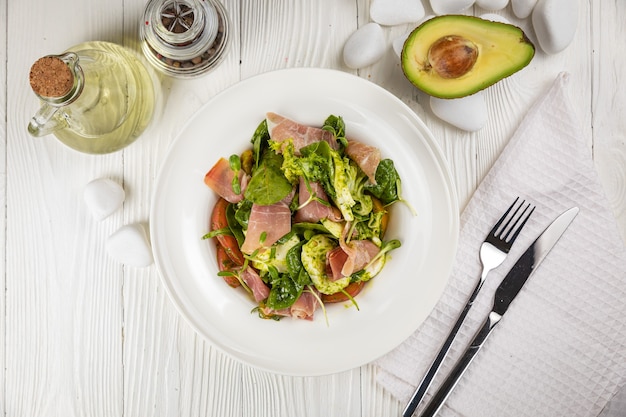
<box><xmin>29</xmin><ymin>56</ymin><xmax>74</xmax><ymax>98</ymax></box>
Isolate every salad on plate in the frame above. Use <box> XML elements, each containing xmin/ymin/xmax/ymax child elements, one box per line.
<box><xmin>203</xmin><ymin>112</ymin><xmax>406</xmax><ymax>322</ymax></box>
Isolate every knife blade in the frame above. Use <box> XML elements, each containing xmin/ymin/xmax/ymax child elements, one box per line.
<box><xmin>417</xmin><ymin>206</ymin><xmax>579</xmax><ymax>417</ymax></box>
<box><xmin>492</xmin><ymin>206</ymin><xmax>578</xmax><ymax>316</ymax></box>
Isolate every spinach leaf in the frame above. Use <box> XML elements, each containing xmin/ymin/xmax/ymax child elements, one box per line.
<box><xmin>322</xmin><ymin>115</ymin><xmax>347</xmax><ymax>148</ymax></box>
<box><xmin>234</xmin><ymin>199</ymin><xmax>252</xmax><ymax>230</ymax></box>
<box><xmin>286</xmin><ymin>241</ymin><xmax>312</xmax><ymax>287</ymax></box>
<box><xmin>266</xmin><ymin>242</ymin><xmax>312</xmax><ymax>310</ymax></box>
<box><xmin>266</xmin><ymin>272</ymin><xmax>301</xmax><ymax>310</ymax></box>
<box><xmin>365</xmin><ymin>159</ymin><xmax>401</xmax><ymax>205</ymax></box>
<box><xmin>226</xmin><ymin>202</ymin><xmax>245</xmax><ymax>247</ymax></box>
<box><xmin>250</xmin><ymin>119</ymin><xmax>270</xmax><ymax>172</ymax></box>
<box><xmin>292</xmin><ymin>222</ymin><xmax>334</xmax><ymax>239</ymax></box>
<box><xmin>244</xmin><ymin>149</ymin><xmax>292</xmax><ymax>205</ymax></box>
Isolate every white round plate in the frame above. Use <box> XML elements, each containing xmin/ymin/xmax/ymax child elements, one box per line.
<box><xmin>150</xmin><ymin>68</ymin><xmax>459</xmax><ymax>376</ymax></box>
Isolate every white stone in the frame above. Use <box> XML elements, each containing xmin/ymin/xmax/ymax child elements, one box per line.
<box><xmin>430</xmin><ymin>91</ymin><xmax>488</xmax><ymax>132</ymax></box>
<box><xmin>511</xmin><ymin>0</ymin><xmax>538</xmax><ymax>19</ymax></box>
<box><xmin>430</xmin><ymin>0</ymin><xmax>475</xmax><ymax>15</ymax></box>
<box><xmin>343</xmin><ymin>23</ymin><xmax>386</xmax><ymax>69</ymax></box>
<box><xmin>370</xmin><ymin>0</ymin><xmax>425</xmax><ymax>26</ymax></box>
<box><xmin>106</xmin><ymin>223</ymin><xmax>153</xmax><ymax>267</ymax></box>
<box><xmin>476</xmin><ymin>0</ymin><xmax>509</xmax><ymax>11</ymax></box>
<box><xmin>479</xmin><ymin>13</ymin><xmax>510</xmax><ymax>24</ymax></box>
<box><xmin>392</xmin><ymin>32</ymin><xmax>410</xmax><ymax>59</ymax></box>
<box><xmin>393</xmin><ymin>15</ymin><xmax>436</xmax><ymax>59</ymax></box>
<box><xmin>83</xmin><ymin>178</ymin><xmax>125</xmax><ymax>221</ymax></box>
<box><xmin>532</xmin><ymin>0</ymin><xmax>578</xmax><ymax>54</ymax></box>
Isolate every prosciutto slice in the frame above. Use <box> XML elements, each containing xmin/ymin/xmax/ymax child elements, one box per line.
<box><xmin>294</xmin><ymin>178</ymin><xmax>342</xmax><ymax>223</ymax></box>
<box><xmin>240</xmin><ymin>267</ymin><xmax>270</xmax><ymax>302</ymax></box>
<box><xmin>327</xmin><ymin>246</ymin><xmax>350</xmax><ymax>281</ymax></box>
<box><xmin>258</xmin><ymin>288</ymin><xmax>318</xmax><ymax>320</ymax></box>
<box><xmin>345</xmin><ymin>140</ymin><xmax>381</xmax><ymax>184</ymax></box>
<box><xmin>290</xmin><ymin>289</ymin><xmax>319</xmax><ymax>320</ymax></box>
<box><xmin>204</xmin><ymin>157</ymin><xmax>247</xmax><ymax>203</ymax></box>
<box><xmin>266</xmin><ymin>112</ymin><xmax>339</xmax><ymax>155</ymax></box>
<box><xmin>241</xmin><ymin>200</ymin><xmax>292</xmax><ymax>254</ymax></box>
<box><xmin>334</xmin><ymin>239</ymin><xmax>381</xmax><ymax>278</ymax></box>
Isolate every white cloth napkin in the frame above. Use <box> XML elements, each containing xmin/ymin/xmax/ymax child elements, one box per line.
<box><xmin>375</xmin><ymin>72</ymin><xmax>626</xmax><ymax>417</ymax></box>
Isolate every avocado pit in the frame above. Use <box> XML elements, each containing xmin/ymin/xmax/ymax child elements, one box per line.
<box><xmin>427</xmin><ymin>35</ymin><xmax>478</xmax><ymax>79</ymax></box>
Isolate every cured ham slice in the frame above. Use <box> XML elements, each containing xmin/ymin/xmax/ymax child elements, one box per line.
<box><xmin>257</xmin><ymin>288</ymin><xmax>318</xmax><ymax>320</ymax></box>
<box><xmin>266</xmin><ymin>112</ymin><xmax>339</xmax><ymax>155</ymax></box>
<box><xmin>334</xmin><ymin>239</ymin><xmax>381</xmax><ymax>278</ymax></box>
<box><xmin>327</xmin><ymin>246</ymin><xmax>349</xmax><ymax>281</ymax></box>
<box><xmin>240</xmin><ymin>267</ymin><xmax>270</xmax><ymax>302</ymax></box>
<box><xmin>345</xmin><ymin>140</ymin><xmax>381</xmax><ymax>184</ymax></box>
<box><xmin>241</xmin><ymin>201</ymin><xmax>292</xmax><ymax>254</ymax></box>
<box><xmin>294</xmin><ymin>178</ymin><xmax>342</xmax><ymax>223</ymax></box>
<box><xmin>290</xmin><ymin>289</ymin><xmax>319</xmax><ymax>320</ymax></box>
<box><xmin>204</xmin><ymin>157</ymin><xmax>247</xmax><ymax>203</ymax></box>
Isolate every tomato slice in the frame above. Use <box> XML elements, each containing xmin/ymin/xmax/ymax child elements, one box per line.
<box><xmin>321</xmin><ymin>281</ymin><xmax>365</xmax><ymax>303</ymax></box>
<box><xmin>215</xmin><ymin>242</ymin><xmax>241</xmax><ymax>288</ymax></box>
<box><xmin>210</xmin><ymin>197</ymin><xmax>245</xmax><ymax>266</ymax></box>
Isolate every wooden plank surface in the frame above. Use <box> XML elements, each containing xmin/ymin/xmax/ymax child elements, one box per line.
<box><xmin>1</xmin><ymin>0</ymin><xmax>624</xmax><ymax>416</ymax></box>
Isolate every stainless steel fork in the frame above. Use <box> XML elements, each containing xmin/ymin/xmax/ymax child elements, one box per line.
<box><xmin>402</xmin><ymin>197</ymin><xmax>535</xmax><ymax>417</ymax></box>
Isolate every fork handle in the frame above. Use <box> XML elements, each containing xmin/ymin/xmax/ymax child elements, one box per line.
<box><xmin>402</xmin><ymin>279</ymin><xmax>484</xmax><ymax>417</ymax></box>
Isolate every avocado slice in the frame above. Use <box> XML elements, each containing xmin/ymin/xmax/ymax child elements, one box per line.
<box><xmin>401</xmin><ymin>15</ymin><xmax>535</xmax><ymax>99</ymax></box>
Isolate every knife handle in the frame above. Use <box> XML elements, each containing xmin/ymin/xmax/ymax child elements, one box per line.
<box><xmin>417</xmin><ymin>311</ymin><xmax>502</xmax><ymax>417</ymax></box>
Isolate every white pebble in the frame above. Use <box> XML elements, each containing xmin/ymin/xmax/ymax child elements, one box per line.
<box><xmin>532</xmin><ymin>0</ymin><xmax>578</xmax><ymax>54</ymax></box>
<box><xmin>370</xmin><ymin>0</ymin><xmax>425</xmax><ymax>26</ymax></box>
<box><xmin>479</xmin><ymin>13</ymin><xmax>510</xmax><ymax>24</ymax></box>
<box><xmin>83</xmin><ymin>178</ymin><xmax>125</xmax><ymax>221</ymax></box>
<box><xmin>393</xmin><ymin>14</ymin><xmax>436</xmax><ymax>58</ymax></box>
<box><xmin>430</xmin><ymin>92</ymin><xmax>488</xmax><ymax>132</ymax></box>
<box><xmin>430</xmin><ymin>0</ymin><xmax>476</xmax><ymax>15</ymax></box>
<box><xmin>511</xmin><ymin>0</ymin><xmax>538</xmax><ymax>19</ymax></box>
<box><xmin>106</xmin><ymin>223</ymin><xmax>153</xmax><ymax>267</ymax></box>
<box><xmin>392</xmin><ymin>32</ymin><xmax>410</xmax><ymax>59</ymax></box>
<box><xmin>476</xmin><ymin>0</ymin><xmax>509</xmax><ymax>10</ymax></box>
<box><xmin>343</xmin><ymin>23</ymin><xmax>386</xmax><ymax>69</ymax></box>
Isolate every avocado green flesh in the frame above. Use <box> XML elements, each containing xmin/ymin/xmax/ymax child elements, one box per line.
<box><xmin>401</xmin><ymin>15</ymin><xmax>535</xmax><ymax>99</ymax></box>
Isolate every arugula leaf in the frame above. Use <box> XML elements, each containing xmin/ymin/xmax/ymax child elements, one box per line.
<box><xmin>364</xmin><ymin>159</ymin><xmax>401</xmax><ymax>205</ymax></box>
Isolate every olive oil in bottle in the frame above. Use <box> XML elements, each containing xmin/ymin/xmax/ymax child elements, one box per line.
<box><xmin>28</xmin><ymin>41</ymin><xmax>155</xmax><ymax>154</ymax></box>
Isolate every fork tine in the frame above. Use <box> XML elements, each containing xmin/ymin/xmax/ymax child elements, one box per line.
<box><xmin>489</xmin><ymin>197</ymin><xmax>520</xmax><ymax>235</ymax></box>
<box><xmin>504</xmin><ymin>204</ymin><xmax>535</xmax><ymax>243</ymax></box>
<box><xmin>498</xmin><ymin>199</ymin><xmax>528</xmax><ymax>238</ymax></box>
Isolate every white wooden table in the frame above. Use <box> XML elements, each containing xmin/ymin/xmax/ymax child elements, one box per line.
<box><xmin>2</xmin><ymin>1</ymin><xmax>625</xmax><ymax>416</ymax></box>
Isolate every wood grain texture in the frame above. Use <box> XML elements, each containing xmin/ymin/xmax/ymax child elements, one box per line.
<box><xmin>591</xmin><ymin>0</ymin><xmax>626</xmax><ymax>244</ymax></box>
<box><xmin>0</xmin><ymin>0</ymin><xmax>6</xmax><ymax>414</ymax></box>
<box><xmin>2</xmin><ymin>1</ymin><xmax>625</xmax><ymax>417</ymax></box>
<box><xmin>4</xmin><ymin>1</ymin><xmax>128</xmax><ymax>416</ymax></box>
<box><xmin>240</xmin><ymin>0</ymin><xmax>359</xmax><ymax>76</ymax></box>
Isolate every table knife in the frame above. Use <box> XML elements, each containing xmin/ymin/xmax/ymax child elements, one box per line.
<box><xmin>417</xmin><ymin>206</ymin><xmax>579</xmax><ymax>417</ymax></box>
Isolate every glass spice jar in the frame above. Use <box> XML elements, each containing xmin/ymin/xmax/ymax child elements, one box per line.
<box><xmin>140</xmin><ymin>0</ymin><xmax>230</xmax><ymax>78</ymax></box>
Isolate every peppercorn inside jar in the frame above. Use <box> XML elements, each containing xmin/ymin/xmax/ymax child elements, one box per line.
<box><xmin>140</xmin><ymin>0</ymin><xmax>230</xmax><ymax>78</ymax></box>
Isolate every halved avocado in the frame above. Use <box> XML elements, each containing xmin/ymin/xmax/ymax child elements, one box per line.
<box><xmin>401</xmin><ymin>15</ymin><xmax>535</xmax><ymax>99</ymax></box>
